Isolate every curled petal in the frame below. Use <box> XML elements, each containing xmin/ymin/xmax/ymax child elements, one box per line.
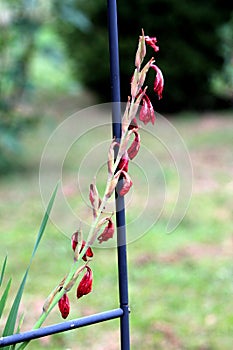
<box><xmin>119</xmin><ymin>171</ymin><xmax>133</xmax><ymax>196</ymax></box>
<box><xmin>145</xmin><ymin>36</ymin><xmax>159</xmax><ymax>52</ymax></box>
<box><xmin>77</xmin><ymin>266</ymin><xmax>93</xmax><ymax>299</ymax></box>
<box><xmin>58</xmin><ymin>293</ymin><xmax>70</xmax><ymax>319</ymax></box>
<box><xmin>98</xmin><ymin>218</ymin><xmax>115</xmax><ymax>243</ymax></box>
<box><xmin>150</xmin><ymin>64</ymin><xmax>164</xmax><ymax>100</ymax></box>
<box><xmin>127</xmin><ymin>129</ymin><xmax>140</xmax><ymax>160</ymax></box>
<box><xmin>108</xmin><ymin>140</ymin><xmax>119</xmax><ymax>175</ymax></box>
<box><xmin>139</xmin><ymin>95</ymin><xmax>155</xmax><ymax>125</ymax></box>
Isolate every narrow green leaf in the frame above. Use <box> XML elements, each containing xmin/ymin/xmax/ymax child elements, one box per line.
<box><xmin>0</xmin><ymin>278</ymin><xmax>12</xmax><ymax>318</ymax></box>
<box><xmin>0</xmin><ymin>256</ymin><xmax>8</xmax><ymax>287</ymax></box>
<box><xmin>1</xmin><ymin>184</ymin><xmax>58</xmax><ymax>348</ymax></box>
<box><xmin>30</xmin><ymin>183</ymin><xmax>59</xmax><ymax>260</ymax></box>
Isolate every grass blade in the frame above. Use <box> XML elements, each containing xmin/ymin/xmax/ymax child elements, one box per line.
<box><xmin>1</xmin><ymin>184</ymin><xmax>58</xmax><ymax>348</ymax></box>
<box><xmin>0</xmin><ymin>278</ymin><xmax>12</xmax><ymax>318</ymax></box>
<box><xmin>0</xmin><ymin>256</ymin><xmax>8</xmax><ymax>287</ymax></box>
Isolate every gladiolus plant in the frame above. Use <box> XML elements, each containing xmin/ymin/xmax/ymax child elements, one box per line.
<box><xmin>0</xmin><ymin>30</ymin><xmax>164</xmax><ymax>349</ymax></box>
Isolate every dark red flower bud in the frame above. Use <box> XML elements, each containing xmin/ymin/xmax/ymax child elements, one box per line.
<box><xmin>77</xmin><ymin>266</ymin><xmax>93</xmax><ymax>299</ymax></box>
<box><xmin>58</xmin><ymin>293</ymin><xmax>70</xmax><ymax>319</ymax></box>
<box><xmin>97</xmin><ymin>218</ymin><xmax>115</xmax><ymax>243</ymax></box>
<box><xmin>71</xmin><ymin>233</ymin><xmax>93</xmax><ymax>261</ymax></box>
<box><xmin>127</xmin><ymin>129</ymin><xmax>140</xmax><ymax>160</ymax></box>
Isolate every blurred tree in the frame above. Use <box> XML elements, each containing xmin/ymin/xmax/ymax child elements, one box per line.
<box><xmin>0</xmin><ymin>0</ymin><xmax>80</xmax><ymax>174</ymax></box>
<box><xmin>211</xmin><ymin>12</ymin><xmax>233</xmax><ymax>103</ymax></box>
<box><xmin>54</xmin><ymin>0</ymin><xmax>232</xmax><ymax>112</ymax></box>
<box><xmin>0</xmin><ymin>0</ymin><xmax>52</xmax><ymax>173</ymax></box>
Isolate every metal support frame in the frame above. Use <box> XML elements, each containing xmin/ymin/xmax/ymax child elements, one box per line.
<box><xmin>0</xmin><ymin>0</ymin><xmax>130</xmax><ymax>348</ymax></box>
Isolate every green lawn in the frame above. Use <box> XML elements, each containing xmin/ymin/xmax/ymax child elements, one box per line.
<box><xmin>0</xmin><ymin>101</ymin><xmax>233</xmax><ymax>349</ymax></box>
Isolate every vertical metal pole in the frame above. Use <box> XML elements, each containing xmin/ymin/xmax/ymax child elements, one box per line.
<box><xmin>107</xmin><ymin>1</ymin><xmax>130</xmax><ymax>349</ymax></box>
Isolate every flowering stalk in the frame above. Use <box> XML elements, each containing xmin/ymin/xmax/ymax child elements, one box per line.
<box><xmin>18</xmin><ymin>30</ymin><xmax>164</xmax><ymax>347</ymax></box>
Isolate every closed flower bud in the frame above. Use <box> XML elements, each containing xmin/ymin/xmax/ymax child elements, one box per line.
<box><xmin>89</xmin><ymin>182</ymin><xmax>101</xmax><ymax>218</ymax></box>
<box><xmin>77</xmin><ymin>266</ymin><xmax>93</xmax><ymax>299</ymax></box>
<box><xmin>135</xmin><ymin>30</ymin><xmax>146</xmax><ymax>69</ymax></box>
<box><xmin>98</xmin><ymin>218</ymin><xmax>115</xmax><ymax>243</ymax></box>
<box><xmin>58</xmin><ymin>293</ymin><xmax>70</xmax><ymax>319</ymax></box>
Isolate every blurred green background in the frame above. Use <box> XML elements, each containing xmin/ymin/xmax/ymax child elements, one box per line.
<box><xmin>0</xmin><ymin>0</ymin><xmax>233</xmax><ymax>349</ymax></box>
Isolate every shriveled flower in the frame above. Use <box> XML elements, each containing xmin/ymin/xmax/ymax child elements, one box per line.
<box><xmin>118</xmin><ymin>152</ymin><xmax>129</xmax><ymax>172</ymax></box>
<box><xmin>127</xmin><ymin>129</ymin><xmax>140</xmax><ymax>160</ymax></box>
<box><xmin>58</xmin><ymin>293</ymin><xmax>70</xmax><ymax>319</ymax></box>
<box><xmin>139</xmin><ymin>94</ymin><xmax>156</xmax><ymax>125</ymax></box>
<box><xmin>77</xmin><ymin>266</ymin><xmax>93</xmax><ymax>299</ymax></box>
<box><xmin>119</xmin><ymin>171</ymin><xmax>133</xmax><ymax>196</ymax></box>
<box><xmin>150</xmin><ymin>64</ymin><xmax>164</xmax><ymax>100</ymax></box>
<box><xmin>145</xmin><ymin>36</ymin><xmax>159</xmax><ymax>52</ymax></box>
<box><xmin>71</xmin><ymin>234</ymin><xmax>93</xmax><ymax>262</ymax></box>
<box><xmin>98</xmin><ymin>218</ymin><xmax>115</xmax><ymax>243</ymax></box>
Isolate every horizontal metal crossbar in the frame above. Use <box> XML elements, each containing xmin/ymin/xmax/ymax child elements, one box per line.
<box><xmin>0</xmin><ymin>308</ymin><xmax>123</xmax><ymax>347</ymax></box>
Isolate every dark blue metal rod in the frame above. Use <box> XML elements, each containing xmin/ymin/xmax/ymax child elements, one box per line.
<box><xmin>0</xmin><ymin>308</ymin><xmax>123</xmax><ymax>347</ymax></box>
<box><xmin>107</xmin><ymin>1</ymin><xmax>130</xmax><ymax>349</ymax></box>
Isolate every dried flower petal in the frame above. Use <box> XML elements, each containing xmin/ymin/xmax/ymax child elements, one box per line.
<box><xmin>150</xmin><ymin>64</ymin><xmax>164</xmax><ymax>100</ymax></box>
<box><xmin>145</xmin><ymin>36</ymin><xmax>159</xmax><ymax>52</ymax></box>
<box><xmin>118</xmin><ymin>152</ymin><xmax>129</xmax><ymax>172</ymax></box>
<box><xmin>58</xmin><ymin>293</ymin><xmax>70</xmax><ymax>319</ymax></box>
<box><xmin>77</xmin><ymin>266</ymin><xmax>93</xmax><ymax>299</ymax></box>
<box><xmin>127</xmin><ymin>129</ymin><xmax>140</xmax><ymax>160</ymax></box>
<box><xmin>139</xmin><ymin>94</ymin><xmax>156</xmax><ymax>125</ymax></box>
<box><xmin>71</xmin><ymin>234</ymin><xmax>93</xmax><ymax>262</ymax></box>
<box><xmin>119</xmin><ymin>171</ymin><xmax>133</xmax><ymax>196</ymax></box>
<box><xmin>98</xmin><ymin>218</ymin><xmax>115</xmax><ymax>243</ymax></box>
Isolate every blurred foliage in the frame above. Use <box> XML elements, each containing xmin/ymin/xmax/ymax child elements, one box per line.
<box><xmin>0</xmin><ymin>0</ymin><xmax>74</xmax><ymax>174</ymax></box>
<box><xmin>53</xmin><ymin>0</ymin><xmax>232</xmax><ymax>112</ymax></box>
<box><xmin>0</xmin><ymin>0</ymin><xmax>46</xmax><ymax>173</ymax></box>
<box><xmin>211</xmin><ymin>13</ymin><xmax>233</xmax><ymax>102</ymax></box>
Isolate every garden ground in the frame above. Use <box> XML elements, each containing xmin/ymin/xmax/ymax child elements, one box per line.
<box><xmin>0</xmin><ymin>92</ymin><xmax>233</xmax><ymax>349</ymax></box>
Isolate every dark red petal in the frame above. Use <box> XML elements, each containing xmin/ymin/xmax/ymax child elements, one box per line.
<box><xmin>77</xmin><ymin>266</ymin><xmax>93</xmax><ymax>299</ymax></box>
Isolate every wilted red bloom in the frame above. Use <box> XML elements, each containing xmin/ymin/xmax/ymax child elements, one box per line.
<box><xmin>127</xmin><ymin>129</ymin><xmax>140</xmax><ymax>160</ymax></box>
<box><xmin>119</xmin><ymin>171</ymin><xmax>133</xmax><ymax>196</ymax></box>
<box><xmin>71</xmin><ymin>234</ymin><xmax>93</xmax><ymax>261</ymax></box>
<box><xmin>77</xmin><ymin>266</ymin><xmax>93</xmax><ymax>299</ymax></box>
<box><xmin>139</xmin><ymin>94</ymin><xmax>156</xmax><ymax>125</ymax></box>
<box><xmin>98</xmin><ymin>218</ymin><xmax>115</xmax><ymax>243</ymax></box>
<box><xmin>58</xmin><ymin>293</ymin><xmax>70</xmax><ymax>319</ymax></box>
<box><xmin>118</xmin><ymin>152</ymin><xmax>129</xmax><ymax>172</ymax></box>
<box><xmin>150</xmin><ymin>64</ymin><xmax>164</xmax><ymax>100</ymax></box>
<box><xmin>145</xmin><ymin>36</ymin><xmax>159</xmax><ymax>52</ymax></box>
